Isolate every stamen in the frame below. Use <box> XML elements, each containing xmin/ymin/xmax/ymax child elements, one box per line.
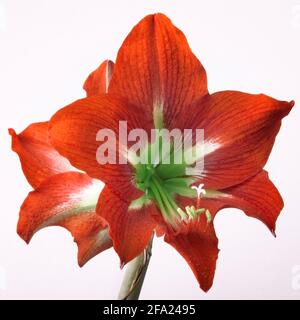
<box><xmin>177</xmin><ymin>207</ymin><xmax>187</xmax><ymax>220</ymax></box>
<box><xmin>205</xmin><ymin>209</ymin><xmax>212</xmax><ymax>223</ymax></box>
<box><xmin>177</xmin><ymin>206</ymin><xmax>207</xmax><ymax>222</ymax></box>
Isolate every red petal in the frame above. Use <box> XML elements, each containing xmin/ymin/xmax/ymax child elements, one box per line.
<box><xmin>165</xmin><ymin>169</ymin><xmax>282</xmax><ymax>291</ymax></box>
<box><xmin>165</xmin><ymin>214</ymin><xmax>219</xmax><ymax>292</ymax></box>
<box><xmin>189</xmin><ymin>91</ymin><xmax>294</xmax><ymax>189</ymax></box>
<box><xmin>61</xmin><ymin>214</ymin><xmax>112</xmax><ymax>267</ymax></box>
<box><xmin>97</xmin><ymin>186</ymin><xmax>158</xmax><ymax>266</ymax></box>
<box><xmin>83</xmin><ymin>60</ymin><xmax>114</xmax><ymax>96</ymax></box>
<box><xmin>185</xmin><ymin>170</ymin><xmax>282</xmax><ymax>234</ymax></box>
<box><xmin>17</xmin><ymin>172</ymin><xmax>111</xmax><ymax>266</ymax></box>
<box><xmin>49</xmin><ymin>95</ymin><xmax>151</xmax><ymax>200</ymax></box>
<box><xmin>210</xmin><ymin>170</ymin><xmax>284</xmax><ymax>234</ymax></box>
<box><xmin>109</xmin><ymin>13</ymin><xmax>208</xmax><ymax>128</ymax></box>
<box><xmin>9</xmin><ymin>122</ymin><xmax>74</xmax><ymax>188</ymax></box>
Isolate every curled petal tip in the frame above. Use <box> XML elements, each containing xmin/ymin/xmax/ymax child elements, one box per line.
<box><xmin>289</xmin><ymin>100</ymin><xmax>295</xmax><ymax>107</ymax></box>
<box><xmin>120</xmin><ymin>261</ymin><xmax>125</xmax><ymax>270</ymax></box>
<box><xmin>198</xmin><ymin>277</ymin><xmax>214</xmax><ymax>292</ymax></box>
<box><xmin>18</xmin><ymin>232</ymin><xmax>31</xmax><ymax>245</ymax></box>
<box><xmin>78</xmin><ymin>253</ymin><xmax>87</xmax><ymax>268</ymax></box>
<box><xmin>77</xmin><ymin>259</ymin><xmax>85</xmax><ymax>268</ymax></box>
<box><xmin>17</xmin><ymin>217</ymin><xmax>32</xmax><ymax>244</ymax></box>
<box><xmin>200</xmin><ymin>285</ymin><xmax>211</xmax><ymax>293</ymax></box>
<box><xmin>17</xmin><ymin>233</ymin><xmax>31</xmax><ymax>245</ymax></box>
<box><xmin>271</xmin><ymin>229</ymin><xmax>277</xmax><ymax>238</ymax></box>
<box><xmin>8</xmin><ymin>128</ymin><xmax>16</xmax><ymax>136</ymax></box>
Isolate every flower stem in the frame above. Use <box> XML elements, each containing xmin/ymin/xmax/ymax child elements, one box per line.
<box><xmin>118</xmin><ymin>236</ymin><xmax>153</xmax><ymax>300</ymax></box>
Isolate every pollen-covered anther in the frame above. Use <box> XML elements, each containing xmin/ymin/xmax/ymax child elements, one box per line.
<box><xmin>176</xmin><ymin>206</ymin><xmax>211</xmax><ymax>223</ymax></box>
<box><xmin>205</xmin><ymin>209</ymin><xmax>212</xmax><ymax>223</ymax></box>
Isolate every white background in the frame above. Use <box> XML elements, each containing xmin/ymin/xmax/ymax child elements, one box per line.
<box><xmin>0</xmin><ymin>0</ymin><xmax>299</xmax><ymax>299</ymax></box>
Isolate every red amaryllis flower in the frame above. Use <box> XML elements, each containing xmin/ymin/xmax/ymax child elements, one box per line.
<box><xmin>10</xmin><ymin>14</ymin><xmax>294</xmax><ymax>294</ymax></box>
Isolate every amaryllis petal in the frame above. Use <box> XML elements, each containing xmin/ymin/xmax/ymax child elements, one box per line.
<box><xmin>9</xmin><ymin>122</ymin><xmax>74</xmax><ymax>188</ymax></box>
<box><xmin>165</xmin><ymin>169</ymin><xmax>282</xmax><ymax>292</ymax></box>
<box><xmin>49</xmin><ymin>95</ymin><xmax>152</xmax><ymax>200</ymax></box>
<box><xmin>97</xmin><ymin>186</ymin><xmax>158</xmax><ymax>266</ymax></box>
<box><xmin>109</xmin><ymin>13</ymin><xmax>208</xmax><ymax>128</ymax></box>
<box><xmin>17</xmin><ymin>171</ymin><xmax>111</xmax><ymax>266</ymax></box>
<box><xmin>61</xmin><ymin>214</ymin><xmax>111</xmax><ymax>267</ymax></box>
<box><xmin>205</xmin><ymin>170</ymin><xmax>284</xmax><ymax>234</ymax></box>
<box><xmin>189</xmin><ymin>91</ymin><xmax>294</xmax><ymax>189</ymax></box>
<box><xmin>165</xmin><ymin>214</ymin><xmax>219</xmax><ymax>292</ymax></box>
<box><xmin>83</xmin><ymin>60</ymin><xmax>114</xmax><ymax>96</ymax></box>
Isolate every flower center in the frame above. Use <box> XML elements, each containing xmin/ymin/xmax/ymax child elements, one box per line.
<box><xmin>130</xmin><ymin>134</ymin><xmax>211</xmax><ymax>228</ymax></box>
<box><xmin>135</xmin><ymin>163</ymin><xmax>193</xmax><ymax>226</ymax></box>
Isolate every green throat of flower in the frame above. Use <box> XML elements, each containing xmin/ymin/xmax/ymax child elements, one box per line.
<box><xmin>130</xmin><ymin>123</ymin><xmax>212</xmax><ymax>228</ymax></box>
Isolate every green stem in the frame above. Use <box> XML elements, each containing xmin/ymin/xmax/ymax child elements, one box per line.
<box><xmin>118</xmin><ymin>236</ymin><xmax>153</xmax><ymax>300</ymax></box>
